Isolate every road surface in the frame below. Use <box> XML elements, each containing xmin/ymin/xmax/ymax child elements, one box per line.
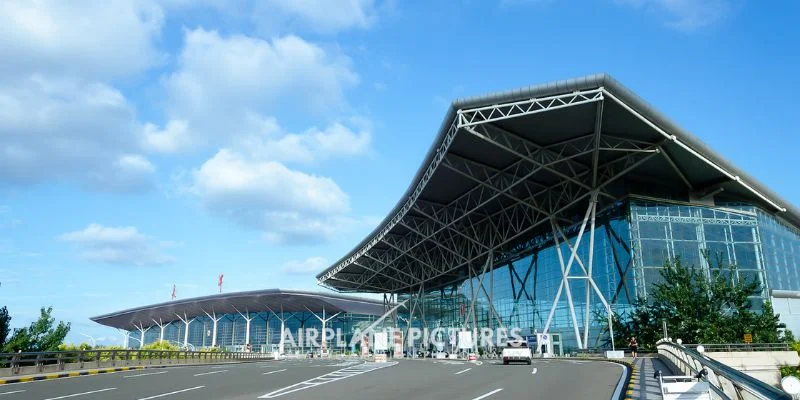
<box><xmin>0</xmin><ymin>358</ymin><xmax>626</xmax><ymax>399</ymax></box>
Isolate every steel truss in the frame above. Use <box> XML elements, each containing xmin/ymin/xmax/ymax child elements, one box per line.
<box><xmin>318</xmin><ymin>85</ymin><xmax>790</xmax><ymax>349</ymax></box>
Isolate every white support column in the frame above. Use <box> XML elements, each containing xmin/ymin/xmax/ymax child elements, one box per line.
<box><xmin>175</xmin><ymin>313</ymin><xmax>194</xmax><ymax>348</ymax></box>
<box><xmin>306</xmin><ymin>305</ymin><xmax>341</xmax><ymax>351</ymax></box>
<box><xmin>542</xmin><ymin>200</ymin><xmax>595</xmax><ymax>349</ymax></box>
<box><xmin>134</xmin><ymin>323</ymin><xmax>147</xmax><ymax>349</ymax></box>
<box><xmin>232</xmin><ymin>305</ymin><xmax>253</xmax><ymax>348</ymax></box>
<box><xmin>152</xmin><ymin>318</ymin><xmax>169</xmax><ymax>343</ymax></box>
<box><xmin>201</xmin><ymin>309</ymin><xmax>222</xmax><ymax>348</ymax></box>
<box><xmin>266</xmin><ymin>305</ymin><xmax>287</xmax><ymax>355</ymax></box>
<box><xmin>583</xmin><ymin>195</ymin><xmax>598</xmax><ymax>347</ymax></box>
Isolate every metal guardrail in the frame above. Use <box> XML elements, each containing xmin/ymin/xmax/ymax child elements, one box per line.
<box><xmin>683</xmin><ymin>343</ymin><xmax>791</xmax><ymax>352</ymax></box>
<box><xmin>0</xmin><ymin>349</ymin><xmax>271</xmax><ymax>376</ymax></box>
<box><xmin>657</xmin><ymin>340</ymin><xmax>792</xmax><ymax>400</ymax></box>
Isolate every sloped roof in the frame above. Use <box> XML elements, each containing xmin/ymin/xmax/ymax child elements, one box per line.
<box><xmin>317</xmin><ymin>73</ymin><xmax>799</xmax><ymax>293</ymax></box>
<box><xmin>90</xmin><ymin>289</ymin><xmax>385</xmax><ymax>329</ymax></box>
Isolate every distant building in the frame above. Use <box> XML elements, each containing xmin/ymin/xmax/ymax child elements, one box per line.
<box><xmin>91</xmin><ymin>289</ymin><xmax>386</xmax><ymax>353</ymax></box>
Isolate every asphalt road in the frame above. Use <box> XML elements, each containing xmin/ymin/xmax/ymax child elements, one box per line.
<box><xmin>0</xmin><ymin>358</ymin><xmax>626</xmax><ymax>400</ymax></box>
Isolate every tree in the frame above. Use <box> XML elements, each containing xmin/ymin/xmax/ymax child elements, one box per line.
<box><xmin>0</xmin><ymin>306</ymin><xmax>10</xmax><ymax>349</ymax></box>
<box><xmin>600</xmin><ymin>255</ymin><xmax>780</xmax><ymax>349</ymax></box>
<box><xmin>2</xmin><ymin>307</ymin><xmax>70</xmax><ymax>353</ymax></box>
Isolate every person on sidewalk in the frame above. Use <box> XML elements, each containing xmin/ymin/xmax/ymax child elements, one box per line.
<box><xmin>628</xmin><ymin>336</ymin><xmax>639</xmax><ymax>359</ymax></box>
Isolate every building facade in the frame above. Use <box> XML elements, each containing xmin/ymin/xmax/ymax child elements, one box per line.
<box><xmin>91</xmin><ymin>289</ymin><xmax>388</xmax><ymax>354</ymax></box>
<box><xmin>317</xmin><ymin>74</ymin><xmax>800</xmax><ymax>354</ymax></box>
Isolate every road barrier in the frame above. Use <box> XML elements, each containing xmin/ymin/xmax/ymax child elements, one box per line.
<box><xmin>0</xmin><ymin>349</ymin><xmax>272</xmax><ymax>378</ymax></box>
<box><xmin>657</xmin><ymin>340</ymin><xmax>792</xmax><ymax>400</ymax></box>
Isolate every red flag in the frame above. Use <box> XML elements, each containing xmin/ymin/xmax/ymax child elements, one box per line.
<box><xmin>171</xmin><ymin>284</ymin><xmax>176</xmax><ymax>300</ymax></box>
<box><xmin>218</xmin><ymin>274</ymin><xmax>224</xmax><ymax>293</ymax></box>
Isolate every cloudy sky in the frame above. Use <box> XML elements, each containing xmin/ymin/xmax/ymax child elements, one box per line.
<box><xmin>0</xmin><ymin>0</ymin><xmax>797</xmax><ymax>344</ymax></box>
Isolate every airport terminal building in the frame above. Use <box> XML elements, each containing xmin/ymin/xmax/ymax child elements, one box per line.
<box><xmin>315</xmin><ymin>74</ymin><xmax>800</xmax><ymax>351</ymax></box>
<box><xmin>94</xmin><ymin>74</ymin><xmax>800</xmax><ymax>354</ymax></box>
<box><xmin>91</xmin><ymin>289</ymin><xmax>387</xmax><ymax>353</ymax></box>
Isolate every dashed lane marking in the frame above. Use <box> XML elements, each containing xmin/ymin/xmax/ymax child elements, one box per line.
<box><xmin>124</xmin><ymin>371</ymin><xmax>168</xmax><ymax>378</ymax></box>
<box><xmin>43</xmin><ymin>387</ymin><xmax>117</xmax><ymax>400</ymax></box>
<box><xmin>472</xmin><ymin>388</ymin><xmax>503</xmax><ymax>400</ymax></box>
<box><xmin>532</xmin><ymin>368</ymin><xmax>538</xmax><ymax>374</ymax></box>
<box><xmin>455</xmin><ymin>368</ymin><xmax>471</xmax><ymax>375</ymax></box>
<box><xmin>137</xmin><ymin>386</ymin><xmax>204</xmax><ymax>400</ymax></box>
<box><xmin>193</xmin><ymin>370</ymin><xmax>227</xmax><ymax>377</ymax></box>
<box><xmin>263</xmin><ymin>369</ymin><xmax>287</xmax><ymax>375</ymax></box>
<box><xmin>0</xmin><ymin>390</ymin><xmax>25</xmax><ymax>396</ymax></box>
<box><xmin>258</xmin><ymin>362</ymin><xmax>397</xmax><ymax>398</ymax></box>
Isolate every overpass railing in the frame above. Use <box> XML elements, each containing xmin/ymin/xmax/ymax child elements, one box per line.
<box><xmin>657</xmin><ymin>340</ymin><xmax>792</xmax><ymax>400</ymax></box>
<box><xmin>0</xmin><ymin>349</ymin><xmax>272</xmax><ymax>377</ymax></box>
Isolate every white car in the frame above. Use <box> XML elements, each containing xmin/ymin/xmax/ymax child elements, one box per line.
<box><xmin>502</xmin><ymin>340</ymin><xmax>532</xmax><ymax>365</ymax></box>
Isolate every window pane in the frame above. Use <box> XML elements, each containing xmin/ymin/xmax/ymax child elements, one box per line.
<box><xmin>639</xmin><ymin>222</ymin><xmax>666</xmax><ymax>239</ymax></box>
<box><xmin>671</xmin><ymin>223</ymin><xmax>697</xmax><ymax>241</ymax></box>
<box><xmin>641</xmin><ymin>239</ymin><xmax>670</xmax><ymax>267</ymax></box>
<box><xmin>705</xmin><ymin>225</ymin><xmax>728</xmax><ymax>242</ymax></box>
<box><xmin>732</xmin><ymin>226</ymin><xmax>754</xmax><ymax>243</ymax></box>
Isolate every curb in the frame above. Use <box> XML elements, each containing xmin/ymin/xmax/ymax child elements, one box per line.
<box><xmin>0</xmin><ymin>366</ymin><xmax>145</xmax><ymax>385</ymax></box>
<box><xmin>604</xmin><ymin>359</ymin><xmax>635</xmax><ymax>400</ymax></box>
<box><xmin>0</xmin><ymin>359</ymin><xmax>272</xmax><ymax>385</ymax></box>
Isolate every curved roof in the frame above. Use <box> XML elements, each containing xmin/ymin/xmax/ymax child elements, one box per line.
<box><xmin>317</xmin><ymin>73</ymin><xmax>800</xmax><ymax>293</ymax></box>
<box><xmin>90</xmin><ymin>289</ymin><xmax>386</xmax><ymax>329</ymax></box>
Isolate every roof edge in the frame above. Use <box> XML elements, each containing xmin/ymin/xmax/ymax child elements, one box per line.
<box><xmin>316</xmin><ymin>73</ymin><xmax>800</xmax><ymax>284</ymax></box>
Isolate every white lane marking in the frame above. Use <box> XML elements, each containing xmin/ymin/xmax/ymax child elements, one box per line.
<box><xmin>532</xmin><ymin>368</ymin><xmax>538</xmax><ymax>374</ymax></box>
<box><xmin>263</xmin><ymin>369</ymin><xmax>287</xmax><ymax>375</ymax></box>
<box><xmin>124</xmin><ymin>371</ymin><xmax>168</xmax><ymax>378</ymax></box>
<box><xmin>193</xmin><ymin>370</ymin><xmax>227</xmax><ymax>376</ymax></box>
<box><xmin>455</xmin><ymin>368</ymin><xmax>472</xmax><ymax>375</ymax></box>
<box><xmin>137</xmin><ymin>386</ymin><xmax>204</xmax><ymax>400</ymax></box>
<box><xmin>0</xmin><ymin>390</ymin><xmax>25</xmax><ymax>396</ymax></box>
<box><xmin>471</xmin><ymin>388</ymin><xmax>503</xmax><ymax>400</ymax></box>
<box><xmin>43</xmin><ymin>387</ymin><xmax>117</xmax><ymax>400</ymax></box>
<box><xmin>259</xmin><ymin>362</ymin><xmax>397</xmax><ymax>398</ymax></box>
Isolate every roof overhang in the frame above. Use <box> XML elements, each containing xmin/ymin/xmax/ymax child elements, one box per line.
<box><xmin>90</xmin><ymin>289</ymin><xmax>386</xmax><ymax>330</ymax></box>
<box><xmin>316</xmin><ymin>73</ymin><xmax>800</xmax><ymax>294</ymax></box>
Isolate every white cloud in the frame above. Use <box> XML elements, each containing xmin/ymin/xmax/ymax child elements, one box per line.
<box><xmin>281</xmin><ymin>256</ymin><xmax>328</xmax><ymax>275</ymax></box>
<box><xmin>184</xmin><ymin>149</ymin><xmax>355</xmax><ymax>244</ymax></box>
<box><xmin>59</xmin><ymin>224</ymin><xmax>175</xmax><ymax>266</ymax></box>
<box><xmin>0</xmin><ymin>76</ymin><xmax>157</xmax><ymax>192</ymax></box>
<box><xmin>237</xmin><ymin>120</ymin><xmax>372</xmax><ymax>164</ymax></box>
<box><xmin>0</xmin><ymin>0</ymin><xmax>164</xmax><ymax>80</ymax></box>
<box><xmin>616</xmin><ymin>0</ymin><xmax>732</xmax><ymax>31</ymax></box>
<box><xmin>160</xmin><ymin>28</ymin><xmax>358</xmax><ymax>152</ymax></box>
<box><xmin>255</xmin><ymin>0</ymin><xmax>379</xmax><ymax>34</ymax></box>
<box><xmin>142</xmin><ymin>120</ymin><xmax>191</xmax><ymax>153</ymax></box>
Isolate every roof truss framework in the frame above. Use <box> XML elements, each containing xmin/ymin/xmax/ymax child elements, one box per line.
<box><xmin>321</xmin><ymin>89</ymin><xmax>663</xmax><ymax>292</ymax></box>
<box><xmin>319</xmin><ymin>77</ymin><xmax>796</xmax><ymax>296</ymax></box>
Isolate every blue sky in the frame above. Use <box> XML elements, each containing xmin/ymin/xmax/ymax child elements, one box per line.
<box><xmin>0</xmin><ymin>0</ymin><xmax>798</xmax><ymax>345</ymax></box>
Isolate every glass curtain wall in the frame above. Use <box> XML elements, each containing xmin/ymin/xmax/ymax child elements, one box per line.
<box><xmin>629</xmin><ymin>198</ymin><xmax>768</xmax><ymax>303</ymax></box>
<box><xmin>405</xmin><ymin>202</ymin><xmax>633</xmax><ymax>352</ymax></box>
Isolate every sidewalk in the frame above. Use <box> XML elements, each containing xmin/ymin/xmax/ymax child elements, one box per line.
<box><xmin>627</xmin><ymin>356</ymin><xmax>673</xmax><ymax>399</ymax></box>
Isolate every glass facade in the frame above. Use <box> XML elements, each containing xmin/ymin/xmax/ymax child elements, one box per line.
<box><xmin>129</xmin><ymin>311</ymin><xmax>381</xmax><ymax>354</ymax></box>
<box><xmin>404</xmin><ymin>197</ymin><xmax>800</xmax><ymax>353</ymax></box>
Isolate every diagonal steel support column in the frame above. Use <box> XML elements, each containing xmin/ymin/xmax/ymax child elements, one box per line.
<box><xmin>232</xmin><ymin>305</ymin><xmax>253</xmax><ymax>347</ymax></box>
<box><xmin>201</xmin><ymin>309</ymin><xmax>223</xmax><ymax>348</ymax></box>
<box><xmin>175</xmin><ymin>313</ymin><xmax>194</xmax><ymax>348</ymax></box>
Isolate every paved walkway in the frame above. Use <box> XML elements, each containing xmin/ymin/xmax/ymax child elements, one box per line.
<box><xmin>629</xmin><ymin>356</ymin><xmax>673</xmax><ymax>399</ymax></box>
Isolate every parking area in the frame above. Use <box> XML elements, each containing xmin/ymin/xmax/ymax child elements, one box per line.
<box><xmin>0</xmin><ymin>358</ymin><xmax>626</xmax><ymax>400</ymax></box>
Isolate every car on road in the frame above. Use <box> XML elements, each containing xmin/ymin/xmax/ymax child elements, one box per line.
<box><xmin>502</xmin><ymin>339</ymin><xmax>532</xmax><ymax>365</ymax></box>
